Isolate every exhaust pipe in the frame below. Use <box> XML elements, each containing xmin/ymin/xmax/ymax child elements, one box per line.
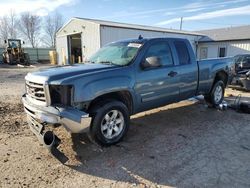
<box><xmin>43</xmin><ymin>131</ymin><xmax>61</xmax><ymax>151</ymax></box>
<box><xmin>42</xmin><ymin>131</ymin><xmax>68</xmax><ymax>164</ymax></box>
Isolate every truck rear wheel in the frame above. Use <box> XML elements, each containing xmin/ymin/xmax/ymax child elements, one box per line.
<box><xmin>89</xmin><ymin>100</ymin><xmax>130</xmax><ymax>146</ymax></box>
<box><xmin>205</xmin><ymin>80</ymin><xmax>225</xmax><ymax>107</ymax></box>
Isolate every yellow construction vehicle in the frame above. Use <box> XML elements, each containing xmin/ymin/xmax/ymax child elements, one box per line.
<box><xmin>2</xmin><ymin>39</ymin><xmax>30</xmax><ymax>65</ymax></box>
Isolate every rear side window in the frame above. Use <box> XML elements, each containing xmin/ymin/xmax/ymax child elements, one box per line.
<box><xmin>174</xmin><ymin>41</ymin><xmax>190</xmax><ymax>65</ymax></box>
<box><xmin>145</xmin><ymin>42</ymin><xmax>173</xmax><ymax>66</ymax></box>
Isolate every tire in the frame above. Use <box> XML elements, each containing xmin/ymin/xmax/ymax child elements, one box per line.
<box><xmin>205</xmin><ymin>80</ymin><xmax>225</xmax><ymax>107</ymax></box>
<box><xmin>89</xmin><ymin>100</ymin><xmax>130</xmax><ymax>146</ymax></box>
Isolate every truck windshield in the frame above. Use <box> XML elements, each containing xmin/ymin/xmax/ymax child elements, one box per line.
<box><xmin>88</xmin><ymin>42</ymin><xmax>142</xmax><ymax>66</ymax></box>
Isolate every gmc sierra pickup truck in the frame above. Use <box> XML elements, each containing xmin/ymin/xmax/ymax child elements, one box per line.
<box><xmin>22</xmin><ymin>37</ymin><xmax>233</xmax><ymax>157</ymax></box>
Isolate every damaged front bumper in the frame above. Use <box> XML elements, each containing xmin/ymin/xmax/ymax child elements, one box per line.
<box><xmin>22</xmin><ymin>94</ymin><xmax>92</xmax><ymax>163</ymax></box>
<box><xmin>22</xmin><ymin>93</ymin><xmax>91</xmax><ymax>133</ymax></box>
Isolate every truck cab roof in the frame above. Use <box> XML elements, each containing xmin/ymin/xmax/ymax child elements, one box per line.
<box><xmin>112</xmin><ymin>37</ymin><xmax>188</xmax><ymax>45</ymax></box>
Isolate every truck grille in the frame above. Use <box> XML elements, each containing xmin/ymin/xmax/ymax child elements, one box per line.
<box><xmin>26</xmin><ymin>81</ymin><xmax>46</xmax><ymax>104</ymax></box>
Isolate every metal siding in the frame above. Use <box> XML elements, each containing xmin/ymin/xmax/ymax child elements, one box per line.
<box><xmin>70</xmin><ymin>18</ymin><xmax>202</xmax><ymax>36</ymax></box>
<box><xmin>25</xmin><ymin>48</ymin><xmax>55</xmax><ymax>61</ymax></box>
<box><xmin>81</xmin><ymin>22</ymin><xmax>100</xmax><ymax>59</ymax></box>
<box><xmin>229</xmin><ymin>41</ymin><xmax>250</xmax><ymax>54</ymax></box>
<box><xmin>56</xmin><ymin>19</ymin><xmax>100</xmax><ymax>62</ymax></box>
<box><xmin>56</xmin><ymin>36</ymin><xmax>68</xmax><ymax>65</ymax></box>
<box><xmin>198</xmin><ymin>40</ymin><xmax>250</xmax><ymax>59</ymax></box>
<box><xmin>100</xmin><ymin>26</ymin><xmax>199</xmax><ymax>50</ymax></box>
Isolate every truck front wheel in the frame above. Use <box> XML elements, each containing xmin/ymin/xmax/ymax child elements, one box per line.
<box><xmin>205</xmin><ymin>80</ymin><xmax>225</xmax><ymax>106</ymax></box>
<box><xmin>89</xmin><ymin>100</ymin><xmax>130</xmax><ymax>146</ymax></box>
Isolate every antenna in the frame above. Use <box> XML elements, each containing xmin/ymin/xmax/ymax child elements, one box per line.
<box><xmin>180</xmin><ymin>17</ymin><xmax>183</xmax><ymax>30</ymax></box>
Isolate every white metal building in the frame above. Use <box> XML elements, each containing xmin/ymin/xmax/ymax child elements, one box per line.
<box><xmin>56</xmin><ymin>17</ymin><xmax>202</xmax><ymax>65</ymax></box>
<box><xmin>197</xmin><ymin>25</ymin><xmax>250</xmax><ymax>60</ymax></box>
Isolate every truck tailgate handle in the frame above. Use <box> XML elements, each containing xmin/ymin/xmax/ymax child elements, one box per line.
<box><xmin>168</xmin><ymin>71</ymin><xmax>177</xmax><ymax>77</ymax></box>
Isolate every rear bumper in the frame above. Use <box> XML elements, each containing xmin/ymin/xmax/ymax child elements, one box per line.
<box><xmin>22</xmin><ymin>94</ymin><xmax>92</xmax><ymax>134</ymax></box>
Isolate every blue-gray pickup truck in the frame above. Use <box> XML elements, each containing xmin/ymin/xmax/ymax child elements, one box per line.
<box><xmin>22</xmin><ymin>38</ymin><xmax>233</xmax><ymax>157</ymax></box>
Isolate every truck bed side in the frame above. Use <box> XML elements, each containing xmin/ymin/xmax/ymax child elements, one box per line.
<box><xmin>197</xmin><ymin>57</ymin><xmax>233</xmax><ymax>95</ymax></box>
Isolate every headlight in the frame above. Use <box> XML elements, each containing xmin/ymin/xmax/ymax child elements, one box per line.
<box><xmin>49</xmin><ymin>85</ymin><xmax>74</xmax><ymax>106</ymax></box>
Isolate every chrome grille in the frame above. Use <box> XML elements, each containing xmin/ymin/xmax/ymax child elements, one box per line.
<box><xmin>26</xmin><ymin>81</ymin><xmax>46</xmax><ymax>103</ymax></box>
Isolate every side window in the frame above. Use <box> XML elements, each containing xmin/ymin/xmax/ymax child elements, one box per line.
<box><xmin>145</xmin><ymin>42</ymin><xmax>173</xmax><ymax>66</ymax></box>
<box><xmin>174</xmin><ymin>41</ymin><xmax>191</xmax><ymax>65</ymax></box>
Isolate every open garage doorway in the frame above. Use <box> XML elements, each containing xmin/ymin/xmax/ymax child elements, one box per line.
<box><xmin>68</xmin><ymin>33</ymin><xmax>82</xmax><ymax>64</ymax></box>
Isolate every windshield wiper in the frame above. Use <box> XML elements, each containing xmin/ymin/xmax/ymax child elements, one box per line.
<box><xmin>99</xmin><ymin>61</ymin><xmax>115</xmax><ymax>65</ymax></box>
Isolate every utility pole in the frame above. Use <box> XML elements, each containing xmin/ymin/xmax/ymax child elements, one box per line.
<box><xmin>180</xmin><ymin>17</ymin><xmax>183</xmax><ymax>30</ymax></box>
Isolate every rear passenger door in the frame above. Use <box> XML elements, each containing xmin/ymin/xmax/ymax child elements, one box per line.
<box><xmin>171</xmin><ymin>40</ymin><xmax>198</xmax><ymax>100</ymax></box>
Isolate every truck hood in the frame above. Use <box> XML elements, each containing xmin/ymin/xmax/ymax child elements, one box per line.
<box><xmin>25</xmin><ymin>63</ymin><xmax>118</xmax><ymax>83</ymax></box>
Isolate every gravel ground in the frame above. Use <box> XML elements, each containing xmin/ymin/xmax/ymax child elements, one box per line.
<box><xmin>0</xmin><ymin>64</ymin><xmax>250</xmax><ymax>188</ymax></box>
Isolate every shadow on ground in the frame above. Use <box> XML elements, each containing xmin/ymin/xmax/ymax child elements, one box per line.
<box><xmin>65</xmin><ymin>101</ymin><xmax>250</xmax><ymax>187</ymax></box>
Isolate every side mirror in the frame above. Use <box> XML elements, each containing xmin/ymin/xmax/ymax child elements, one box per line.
<box><xmin>141</xmin><ymin>56</ymin><xmax>162</xmax><ymax>69</ymax></box>
<box><xmin>23</xmin><ymin>41</ymin><xmax>25</xmax><ymax>44</ymax></box>
<box><xmin>4</xmin><ymin>40</ymin><xmax>7</xmax><ymax>44</ymax></box>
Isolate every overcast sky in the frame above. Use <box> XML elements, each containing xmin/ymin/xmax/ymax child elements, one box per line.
<box><xmin>0</xmin><ymin>0</ymin><xmax>250</xmax><ymax>31</ymax></box>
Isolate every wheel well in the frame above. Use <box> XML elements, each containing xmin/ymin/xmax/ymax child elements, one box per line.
<box><xmin>87</xmin><ymin>91</ymin><xmax>133</xmax><ymax>114</ymax></box>
<box><xmin>214</xmin><ymin>71</ymin><xmax>228</xmax><ymax>86</ymax></box>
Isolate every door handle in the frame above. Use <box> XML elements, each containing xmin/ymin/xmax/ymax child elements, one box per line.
<box><xmin>168</xmin><ymin>71</ymin><xmax>177</xmax><ymax>77</ymax></box>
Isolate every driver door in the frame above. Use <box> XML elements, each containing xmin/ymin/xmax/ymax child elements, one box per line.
<box><xmin>134</xmin><ymin>40</ymin><xmax>180</xmax><ymax>112</ymax></box>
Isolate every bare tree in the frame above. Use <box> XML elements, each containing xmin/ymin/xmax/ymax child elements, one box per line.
<box><xmin>43</xmin><ymin>12</ymin><xmax>63</xmax><ymax>48</ymax></box>
<box><xmin>0</xmin><ymin>11</ymin><xmax>19</xmax><ymax>47</ymax></box>
<box><xmin>8</xmin><ymin>10</ymin><xmax>18</xmax><ymax>39</ymax></box>
<box><xmin>18</xmin><ymin>12</ymin><xmax>41</xmax><ymax>48</ymax></box>
<box><xmin>0</xmin><ymin>16</ymin><xmax>9</xmax><ymax>46</ymax></box>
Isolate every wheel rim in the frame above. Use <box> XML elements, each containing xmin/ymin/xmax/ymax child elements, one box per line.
<box><xmin>101</xmin><ymin>110</ymin><xmax>124</xmax><ymax>139</ymax></box>
<box><xmin>214</xmin><ymin>85</ymin><xmax>223</xmax><ymax>103</ymax></box>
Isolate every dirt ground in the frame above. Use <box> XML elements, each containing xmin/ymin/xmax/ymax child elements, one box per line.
<box><xmin>0</xmin><ymin>64</ymin><xmax>250</xmax><ymax>188</ymax></box>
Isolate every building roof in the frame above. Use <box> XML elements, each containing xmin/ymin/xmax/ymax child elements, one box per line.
<box><xmin>59</xmin><ymin>17</ymin><xmax>203</xmax><ymax>37</ymax></box>
<box><xmin>198</xmin><ymin>25</ymin><xmax>250</xmax><ymax>42</ymax></box>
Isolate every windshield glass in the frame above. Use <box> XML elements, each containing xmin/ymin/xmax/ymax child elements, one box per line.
<box><xmin>88</xmin><ymin>42</ymin><xmax>142</xmax><ymax>66</ymax></box>
<box><xmin>8</xmin><ymin>40</ymin><xmax>21</xmax><ymax>48</ymax></box>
